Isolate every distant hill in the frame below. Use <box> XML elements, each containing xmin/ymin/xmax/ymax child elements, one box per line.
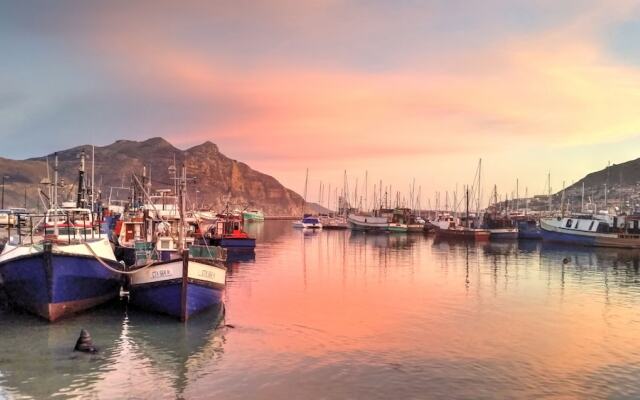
<box><xmin>306</xmin><ymin>202</ymin><xmax>332</xmax><ymax>214</ymax></box>
<box><xmin>0</xmin><ymin>137</ymin><xmax>304</xmax><ymax>216</ymax></box>
<box><xmin>562</xmin><ymin>158</ymin><xmax>640</xmax><ymax>207</ymax></box>
<box><xmin>567</xmin><ymin>158</ymin><xmax>640</xmax><ymax>192</ymax></box>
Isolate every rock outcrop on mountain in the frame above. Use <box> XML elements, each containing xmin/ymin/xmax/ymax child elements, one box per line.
<box><xmin>0</xmin><ymin>137</ymin><xmax>304</xmax><ymax>216</ymax></box>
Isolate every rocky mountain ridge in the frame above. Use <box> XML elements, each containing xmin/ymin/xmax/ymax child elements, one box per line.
<box><xmin>0</xmin><ymin>137</ymin><xmax>304</xmax><ymax>215</ymax></box>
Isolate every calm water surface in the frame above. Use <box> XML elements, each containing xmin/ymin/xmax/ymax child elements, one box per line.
<box><xmin>2</xmin><ymin>221</ymin><xmax>640</xmax><ymax>399</ymax></box>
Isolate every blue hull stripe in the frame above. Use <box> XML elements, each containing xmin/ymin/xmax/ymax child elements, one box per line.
<box><xmin>130</xmin><ymin>280</ymin><xmax>223</xmax><ymax>320</ymax></box>
<box><xmin>540</xmin><ymin>229</ymin><xmax>597</xmax><ymax>246</ymax></box>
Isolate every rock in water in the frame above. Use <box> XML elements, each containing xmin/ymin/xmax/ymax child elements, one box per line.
<box><xmin>74</xmin><ymin>329</ymin><xmax>98</xmax><ymax>353</ymax></box>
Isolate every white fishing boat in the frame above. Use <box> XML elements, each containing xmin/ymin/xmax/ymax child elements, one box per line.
<box><xmin>347</xmin><ymin>214</ymin><xmax>388</xmax><ymax>231</ymax></box>
<box><xmin>540</xmin><ymin>214</ymin><xmax>640</xmax><ymax>249</ymax></box>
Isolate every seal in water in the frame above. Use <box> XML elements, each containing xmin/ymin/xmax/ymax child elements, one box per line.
<box><xmin>74</xmin><ymin>329</ymin><xmax>98</xmax><ymax>353</ymax></box>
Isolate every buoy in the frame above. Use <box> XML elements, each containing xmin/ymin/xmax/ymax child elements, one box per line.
<box><xmin>562</xmin><ymin>257</ymin><xmax>570</xmax><ymax>264</ymax></box>
<box><xmin>74</xmin><ymin>329</ymin><xmax>98</xmax><ymax>353</ymax></box>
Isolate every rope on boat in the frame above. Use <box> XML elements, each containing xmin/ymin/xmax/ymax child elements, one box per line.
<box><xmin>83</xmin><ymin>242</ymin><xmax>156</xmax><ymax>275</ymax></box>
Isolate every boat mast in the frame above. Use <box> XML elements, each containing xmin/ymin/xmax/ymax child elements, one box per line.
<box><xmin>581</xmin><ymin>181</ymin><xmax>585</xmax><ymax>213</ymax></box>
<box><xmin>477</xmin><ymin>159</ymin><xmax>482</xmax><ymax>215</ymax></box>
<box><xmin>465</xmin><ymin>186</ymin><xmax>470</xmax><ymax>228</ymax></box>
<box><xmin>365</xmin><ymin>171</ymin><xmax>368</xmax><ymax>211</ymax></box>
<box><xmin>53</xmin><ymin>153</ymin><xmax>59</xmax><ymax>237</ymax></box>
<box><xmin>561</xmin><ymin>181</ymin><xmax>565</xmax><ymax>217</ymax></box>
<box><xmin>178</xmin><ymin>165</ymin><xmax>187</xmax><ymax>251</ymax></box>
<box><xmin>77</xmin><ymin>150</ymin><xmax>86</xmax><ymax>208</ymax></box>
<box><xmin>303</xmin><ymin>168</ymin><xmax>308</xmax><ymax>216</ymax></box>
<box><xmin>516</xmin><ymin>178</ymin><xmax>519</xmax><ymax>213</ymax></box>
<box><xmin>547</xmin><ymin>172</ymin><xmax>552</xmax><ymax>214</ymax></box>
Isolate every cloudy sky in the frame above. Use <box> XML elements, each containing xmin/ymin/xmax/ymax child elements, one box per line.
<box><xmin>2</xmin><ymin>0</ymin><xmax>640</xmax><ymax>206</ymax></box>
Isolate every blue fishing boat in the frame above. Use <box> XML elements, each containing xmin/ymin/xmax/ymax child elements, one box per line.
<box><xmin>517</xmin><ymin>219</ymin><xmax>542</xmax><ymax>240</ymax></box>
<box><xmin>128</xmin><ymin>165</ymin><xmax>227</xmax><ymax>321</ymax></box>
<box><xmin>128</xmin><ymin>250</ymin><xmax>226</xmax><ymax>321</ymax></box>
<box><xmin>0</xmin><ymin>238</ymin><xmax>123</xmax><ymax>321</ymax></box>
<box><xmin>0</xmin><ymin>152</ymin><xmax>124</xmax><ymax>321</ymax></box>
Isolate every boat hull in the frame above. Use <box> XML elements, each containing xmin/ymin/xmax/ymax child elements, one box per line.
<box><xmin>242</xmin><ymin>212</ymin><xmax>264</xmax><ymax>222</ymax></box>
<box><xmin>387</xmin><ymin>224</ymin><xmax>408</xmax><ymax>232</ymax></box>
<box><xmin>129</xmin><ymin>258</ymin><xmax>226</xmax><ymax>321</ymax></box>
<box><xmin>407</xmin><ymin>224</ymin><xmax>425</xmax><ymax>232</ymax></box>
<box><xmin>436</xmin><ymin>228</ymin><xmax>490</xmax><ymax>241</ymax></box>
<box><xmin>0</xmin><ymin>251</ymin><xmax>122</xmax><ymax>321</ymax></box>
<box><xmin>347</xmin><ymin>215</ymin><xmax>388</xmax><ymax>232</ymax></box>
<box><xmin>211</xmin><ymin>237</ymin><xmax>256</xmax><ymax>248</ymax></box>
<box><xmin>518</xmin><ymin>228</ymin><xmax>542</xmax><ymax>240</ymax></box>
<box><xmin>540</xmin><ymin>219</ymin><xmax>640</xmax><ymax>249</ymax></box>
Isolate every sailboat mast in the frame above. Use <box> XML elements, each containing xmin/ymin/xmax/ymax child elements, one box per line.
<box><xmin>477</xmin><ymin>159</ymin><xmax>482</xmax><ymax>214</ymax></box>
<box><xmin>365</xmin><ymin>171</ymin><xmax>368</xmax><ymax>211</ymax></box>
<box><xmin>77</xmin><ymin>150</ymin><xmax>86</xmax><ymax>208</ymax></box>
<box><xmin>53</xmin><ymin>153</ymin><xmax>59</xmax><ymax>237</ymax></box>
<box><xmin>303</xmin><ymin>168</ymin><xmax>309</xmax><ymax>215</ymax></box>
<box><xmin>178</xmin><ymin>165</ymin><xmax>187</xmax><ymax>251</ymax></box>
<box><xmin>547</xmin><ymin>172</ymin><xmax>552</xmax><ymax>213</ymax></box>
<box><xmin>581</xmin><ymin>182</ymin><xmax>585</xmax><ymax>213</ymax></box>
<box><xmin>465</xmin><ymin>186</ymin><xmax>469</xmax><ymax>228</ymax></box>
<box><xmin>516</xmin><ymin>178</ymin><xmax>519</xmax><ymax>213</ymax></box>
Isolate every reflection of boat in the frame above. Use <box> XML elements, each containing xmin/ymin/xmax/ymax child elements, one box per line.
<box><xmin>125</xmin><ymin>304</ymin><xmax>226</xmax><ymax>397</ymax></box>
<box><xmin>0</xmin><ymin>305</ymin><xmax>124</xmax><ymax>399</ymax></box>
<box><xmin>539</xmin><ymin>241</ymin><xmax>640</xmax><ymax>269</ymax></box>
<box><xmin>541</xmin><ymin>215</ymin><xmax>640</xmax><ymax>249</ymax></box>
<box><xmin>225</xmin><ymin>249</ymin><xmax>257</xmax><ymax>263</ymax></box>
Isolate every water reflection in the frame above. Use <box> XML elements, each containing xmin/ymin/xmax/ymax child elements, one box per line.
<box><xmin>0</xmin><ymin>302</ymin><xmax>226</xmax><ymax>399</ymax></box>
<box><xmin>3</xmin><ymin>222</ymin><xmax>640</xmax><ymax>399</ymax></box>
<box><xmin>0</xmin><ymin>304</ymin><xmax>125</xmax><ymax>399</ymax></box>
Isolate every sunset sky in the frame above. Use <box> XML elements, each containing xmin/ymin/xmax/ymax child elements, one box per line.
<box><xmin>2</xmin><ymin>1</ymin><xmax>640</xmax><ymax>206</ymax></box>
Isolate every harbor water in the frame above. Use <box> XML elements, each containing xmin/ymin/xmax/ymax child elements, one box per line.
<box><xmin>2</xmin><ymin>221</ymin><xmax>640</xmax><ymax>399</ymax></box>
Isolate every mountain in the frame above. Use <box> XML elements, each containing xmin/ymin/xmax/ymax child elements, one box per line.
<box><xmin>0</xmin><ymin>137</ymin><xmax>304</xmax><ymax>216</ymax></box>
<box><xmin>562</xmin><ymin>158</ymin><xmax>640</xmax><ymax>207</ymax></box>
